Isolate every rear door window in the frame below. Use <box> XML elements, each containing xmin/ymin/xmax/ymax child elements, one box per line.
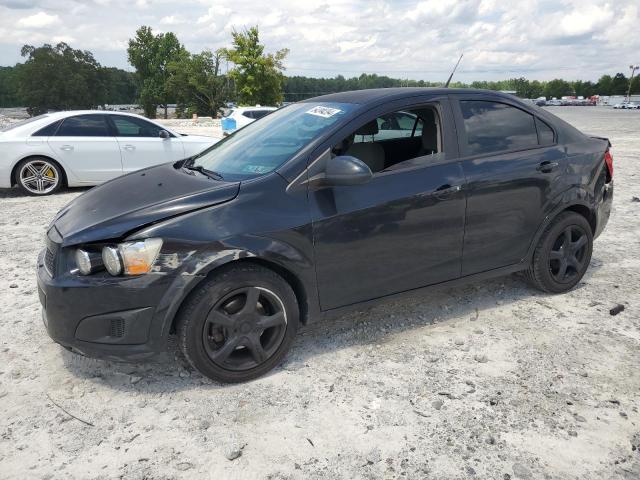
<box><xmin>56</xmin><ymin>115</ymin><xmax>111</xmax><ymax>137</ymax></box>
<box><xmin>111</xmin><ymin>115</ymin><xmax>166</xmax><ymax>137</ymax></box>
<box><xmin>459</xmin><ymin>101</ymin><xmax>538</xmax><ymax>156</ymax></box>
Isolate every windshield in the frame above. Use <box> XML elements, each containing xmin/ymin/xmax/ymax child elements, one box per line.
<box><xmin>0</xmin><ymin>114</ymin><xmax>48</xmax><ymax>132</ymax></box>
<box><xmin>192</xmin><ymin>102</ymin><xmax>354</xmax><ymax>179</ymax></box>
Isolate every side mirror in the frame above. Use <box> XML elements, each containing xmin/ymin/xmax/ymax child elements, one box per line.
<box><xmin>323</xmin><ymin>155</ymin><xmax>372</xmax><ymax>186</ymax></box>
<box><xmin>159</xmin><ymin>129</ymin><xmax>171</xmax><ymax>139</ymax></box>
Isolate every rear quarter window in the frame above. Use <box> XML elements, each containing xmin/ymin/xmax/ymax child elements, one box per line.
<box><xmin>32</xmin><ymin>120</ymin><xmax>62</xmax><ymax>137</ymax></box>
<box><xmin>459</xmin><ymin>100</ymin><xmax>539</xmax><ymax>156</ymax></box>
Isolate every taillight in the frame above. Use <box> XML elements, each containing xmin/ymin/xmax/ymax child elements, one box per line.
<box><xmin>604</xmin><ymin>149</ymin><xmax>613</xmax><ymax>182</ymax></box>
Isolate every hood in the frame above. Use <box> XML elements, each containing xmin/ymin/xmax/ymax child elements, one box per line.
<box><xmin>52</xmin><ymin>162</ymin><xmax>239</xmax><ymax>246</ymax></box>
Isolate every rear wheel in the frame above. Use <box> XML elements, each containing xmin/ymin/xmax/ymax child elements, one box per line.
<box><xmin>16</xmin><ymin>157</ymin><xmax>63</xmax><ymax>196</ymax></box>
<box><xmin>177</xmin><ymin>264</ymin><xmax>299</xmax><ymax>383</ymax></box>
<box><xmin>527</xmin><ymin>212</ymin><xmax>593</xmax><ymax>293</ymax></box>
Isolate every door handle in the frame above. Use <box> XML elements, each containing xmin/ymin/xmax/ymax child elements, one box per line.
<box><xmin>60</xmin><ymin>145</ymin><xmax>74</xmax><ymax>151</ymax></box>
<box><xmin>432</xmin><ymin>184</ymin><xmax>462</xmax><ymax>198</ymax></box>
<box><xmin>537</xmin><ymin>161</ymin><xmax>559</xmax><ymax>173</ymax></box>
<box><xmin>123</xmin><ymin>145</ymin><xmax>136</xmax><ymax>151</ymax></box>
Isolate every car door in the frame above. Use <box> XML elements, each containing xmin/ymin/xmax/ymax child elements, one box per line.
<box><xmin>109</xmin><ymin>115</ymin><xmax>185</xmax><ymax>174</ymax></box>
<box><xmin>46</xmin><ymin>114</ymin><xmax>122</xmax><ymax>183</ymax></box>
<box><xmin>450</xmin><ymin>95</ymin><xmax>566</xmax><ymax>276</ymax></box>
<box><xmin>310</xmin><ymin>97</ymin><xmax>466</xmax><ymax>310</ymax></box>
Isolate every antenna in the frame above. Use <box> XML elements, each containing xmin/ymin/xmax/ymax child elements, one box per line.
<box><xmin>444</xmin><ymin>53</ymin><xmax>463</xmax><ymax>88</ymax></box>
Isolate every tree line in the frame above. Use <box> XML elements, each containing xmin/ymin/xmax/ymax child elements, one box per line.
<box><xmin>283</xmin><ymin>73</ymin><xmax>640</xmax><ymax>102</ymax></box>
<box><xmin>1</xmin><ymin>27</ymin><xmax>639</xmax><ymax>116</ymax></box>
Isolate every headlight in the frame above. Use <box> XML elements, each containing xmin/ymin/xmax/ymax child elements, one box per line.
<box><xmin>75</xmin><ymin>249</ymin><xmax>102</xmax><ymax>275</ymax></box>
<box><xmin>102</xmin><ymin>238</ymin><xmax>163</xmax><ymax>276</ymax></box>
<box><xmin>102</xmin><ymin>246</ymin><xmax>122</xmax><ymax>276</ymax></box>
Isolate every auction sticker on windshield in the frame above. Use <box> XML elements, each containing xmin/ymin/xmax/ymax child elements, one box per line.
<box><xmin>306</xmin><ymin>106</ymin><xmax>342</xmax><ymax>118</ymax></box>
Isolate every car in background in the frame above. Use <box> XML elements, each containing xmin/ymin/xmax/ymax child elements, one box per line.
<box><xmin>546</xmin><ymin>99</ymin><xmax>562</xmax><ymax>106</ymax></box>
<box><xmin>612</xmin><ymin>102</ymin><xmax>639</xmax><ymax>109</ymax></box>
<box><xmin>0</xmin><ymin>111</ymin><xmax>218</xmax><ymax>195</ymax></box>
<box><xmin>37</xmin><ymin>88</ymin><xmax>613</xmax><ymax>383</ymax></box>
<box><xmin>221</xmin><ymin>106</ymin><xmax>278</xmax><ymax>135</ymax></box>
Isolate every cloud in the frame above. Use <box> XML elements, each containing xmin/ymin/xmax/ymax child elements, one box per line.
<box><xmin>0</xmin><ymin>0</ymin><xmax>638</xmax><ymax>81</ymax></box>
<box><xmin>16</xmin><ymin>11</ymin><xmax>60</xmax><ymax>28</ymax></box>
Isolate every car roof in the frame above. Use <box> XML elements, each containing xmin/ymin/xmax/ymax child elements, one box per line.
<box><xmin>45</xmin><ymin>110</ymin><xmax>150</xmax><ymax>120</ymax></box>
<box><xmin>302</xmin><ymin>87</ymin><xmax>519</xmax><ymax>105</ymax></box>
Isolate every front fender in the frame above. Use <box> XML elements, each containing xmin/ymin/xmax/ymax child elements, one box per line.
<box><xmin>151</xmin><ymin>233</ymin><xmax>318</xmax><ymax>341</ymax></box>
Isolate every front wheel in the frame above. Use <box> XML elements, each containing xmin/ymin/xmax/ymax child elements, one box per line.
<box><xmin>526</xmin><ymin>212</ymin><xmax>593</xmax><ymax>293</ymax></box>
<box><xmin>16</xmin><ymin>157</ymin><xmax>63</xmax><ymax>196</ymax></box>
<box><xmin>177</xmin><ymin>264</ymin><xmax>299</xmax><ymax>383</ymax></box>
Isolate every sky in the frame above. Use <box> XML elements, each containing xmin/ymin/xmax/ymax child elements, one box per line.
<box><xmin>0</xmin><ymin>0</ymin><xmax>638</xmax><ymax>82</ymax></box>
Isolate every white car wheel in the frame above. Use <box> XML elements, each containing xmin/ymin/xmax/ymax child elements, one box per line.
<box><xmin>17</xmin><ymin>158</ymin><xmax>62</xmax><ymax>196</ymax></box>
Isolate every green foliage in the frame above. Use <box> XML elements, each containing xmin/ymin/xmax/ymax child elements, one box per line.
<box><xmin>223</xmin><ymin>27</ymin><xmax>288</xmax><ymax>106</ymax></box>
<box><xmin>0</xmin><ymin>66</ymin><xmax>22</xmax><ymax>107</ymax></box>
<box><xmin>101</xmin><ymin>67</ymin><xmax>138</xmax><ymax>105</ymax></box>
<box><xmin>167</xmin><ymin>49</ymin><xmax>230</xmax><ymax>117</ymax></box>
<box><xmin>596</xmin><ymin>75</ymin><xmax>613</xmax><ymax>96</ymax></box>
<box><xmin>18</xmin><ymin>43</ymin><xmax>106</xmax><ymax>115</ymax></box>
<box><xmin>284</xmin><ymin>73</ymin><xmax>437</xmax><ymax>101</ymax></box>
<box><xmin>610</xmin><ymin>73</ymin><xmax>629</xmax><ymax>95</ymax></box>
<box><xmin>127</xmin><ymin>26</ymin><xmax>187</xmax><ymax>118</ymax></box>
<box><xmin>543</xmin><ymin>79</ymin><xmax>573</xmax><ymax>99</ymax></box>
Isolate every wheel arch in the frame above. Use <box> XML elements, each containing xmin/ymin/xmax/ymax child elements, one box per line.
<box><xmin>526</xmin><ymin>200</ymin><xmax>597</xmax><ymax>263</ymax></box>
<box><xmin>168</xmin><ymin>257</ymin><xmax>311</xmax><ymax>336</ymax></box>
<box><xmin>11</xmin><ymin>154</ymin><xmax>68</xmax><ymax>188</ymax></box>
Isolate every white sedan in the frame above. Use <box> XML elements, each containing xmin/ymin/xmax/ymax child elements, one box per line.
<box><xmin>0</xmin><ymin>110</ymin><xmax>218</xmax><ymax>195</ymax></box>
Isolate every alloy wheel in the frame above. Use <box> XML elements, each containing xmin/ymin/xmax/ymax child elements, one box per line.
<box><xmin>202</xmin><ymin>286</ymin><xmax>288</xmax><ymax>371</ymax></box>
<box><xmin>19</xmin><ymin>160</ymin><xmax>59</xmax><ymax>194</ymax></box>
<box><xmin>548</xmin><ymin>225</ymin><xmax>589</xmax><ymax>283</ymax></box>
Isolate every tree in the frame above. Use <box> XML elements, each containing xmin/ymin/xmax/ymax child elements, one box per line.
<box><xmin>167</xmin><ymin>49</ymin><xmax>230</xmax><ymax>117</ymax></box>
<box><xmin>573</xmin><ymin>80</ymin><xmax>596</xmax><ymax>98</ymax></box>
<box><xmin>101</xmin><ymin>67</ymin><xmax>137</xmax><ymax>105</ymax></box>
<box><xmin>630</xmin><ymin>75</ymin><xmax>640</xmax><ymax>95</ymax></box>
<box><xmin>609</xmin><ymin>73</ymin><xmax>629</xmax><ymax>96</ymax></box>
<box><xmin>223</xmin><ymin>26</ymin><xmax>288</xmax><ymax>106</ymax></box>
<box><xmin>18</xmin><ymin>42</ymin><xmax>105</xmax><ymax>115</ymax></box>
<box><xmin>127</xmin><ymin>26</ymin><xmax>187</xmax><ymax>118</ymax></box>
<box><xmin>543</xmin><ymin>79</ymin><xmax>572</xmax><ymax>99</ymax></box>
<box><xmin>596</xmin><ymin>75</ymin><xmax>613</xmax><ymax>95</ymax></box>
<box><xmin>0</xmin><ymin>66</ymin><xmax>22</xmax><ymax>107</ymax></box>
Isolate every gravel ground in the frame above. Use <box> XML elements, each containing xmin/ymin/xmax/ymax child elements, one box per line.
<box><xmin>0</xmin><ymin>107</ymin><xmax>639</xmax><ymax>479</ymax></box>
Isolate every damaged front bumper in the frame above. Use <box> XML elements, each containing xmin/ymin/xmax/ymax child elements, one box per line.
<box><xmin>36</xmin><ymin>249</ymin><xmax>203</xmax><ymax>362</ymax></box>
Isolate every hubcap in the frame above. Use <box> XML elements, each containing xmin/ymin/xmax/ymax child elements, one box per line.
<box><xmin>19</xmin><ymin>160</ymin><xmax>59</xmax><ymax>194</ymax></box>
<box><xmin>548</xmin><ymin>225</ymin><xmax>589</xmax><ymax>283</ymax></box>
<box><xmin>202</xmin><ymin>287</ymin><xmax>288</xmax><ymax>371</ymax></box>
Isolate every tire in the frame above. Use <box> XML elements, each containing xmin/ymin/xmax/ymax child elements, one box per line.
<box><xmin>177</xmin><ymin>263</ymin><xmax>299</xmax><ymax>383</ymax></box>
<box><xmin>16</xmin><ymin>157</ymin><xmax>63</xmax><ymax>196</ymax></box>
<box><xmin>526</xmin><ymin>212</ymin><xmax>593</xmax><ymax>293</ymax></box>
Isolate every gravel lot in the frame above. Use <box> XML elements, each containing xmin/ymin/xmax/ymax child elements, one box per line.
<box><xmin>0</xmin><ymin>108</ymin><xmax>639</xmax><ymax>479</ymax></box>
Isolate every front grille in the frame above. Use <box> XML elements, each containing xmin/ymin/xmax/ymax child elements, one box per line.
<box><xmin>110</xmin><ymin>319</ymin><xmax>125</xmax><ymax>338</ymax></box>
<box><xmin>44</xmin><ymin>247</ymin><xmax>56</xmax><ymax>276</ymax></box>
<box><xmin>44</xmin><ymin>228</ymin><xmax>61</xmax><ymax>277</ymax></box>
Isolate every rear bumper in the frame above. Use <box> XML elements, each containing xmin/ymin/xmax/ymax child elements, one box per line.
<box><xmin>36</xmin><ymin>249</ymin><xmax>200</xmax><ymax>362</ymax></box>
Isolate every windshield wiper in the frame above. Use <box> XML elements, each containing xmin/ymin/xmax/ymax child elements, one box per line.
<box><xmin>183</xmin><ymin>165</ymin><xmax>224</xmax><ymax>180</ymax></box>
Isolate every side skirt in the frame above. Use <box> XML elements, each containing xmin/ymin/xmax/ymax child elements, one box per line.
<box><xmin>316</xmin><ymin>261</ymin><xmax>528</xmax><ymax>323</ymax></box>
